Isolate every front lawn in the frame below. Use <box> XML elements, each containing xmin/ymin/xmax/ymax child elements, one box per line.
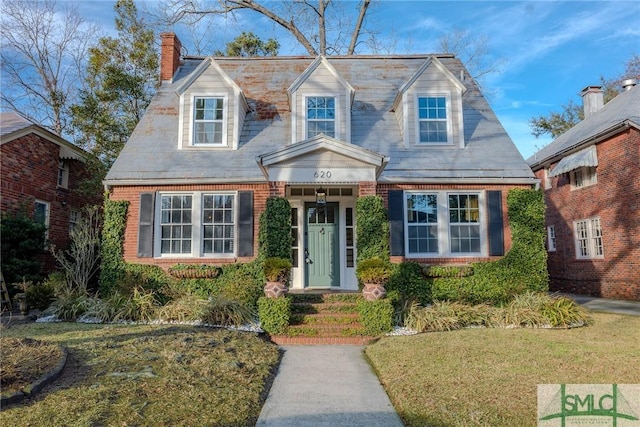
<box><xmin>0</xmin><ymin>323</ymin><xmax>280</xmax><ymax>426</ymax></box>
<box><xmin>366</xmin><ymin>311</ymin><xmax>640</xmax><ymax>426</ymax></box>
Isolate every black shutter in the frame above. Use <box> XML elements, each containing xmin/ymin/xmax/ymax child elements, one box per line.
<box><xmin>388</xmin><ymin>190</ymin><xmax>405</xmax><ymax>256</ymax></box>
<box><xmin>237</xmin><ymin>191</ymin><xmax>254</xmax><ymax>257</ymax></box>
<box><xmin>138</xmin><ymin>193</ymin><xmax>155</xmax><ymax>258</ymax></box>
<box><xmin>487</xmin><ymin>190</ymin><xmax>504</xmax><ymax>256</ymax></box>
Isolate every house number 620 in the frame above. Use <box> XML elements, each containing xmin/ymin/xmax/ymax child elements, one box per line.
<box><xmin>314</xmin><ymin>170</ymin><xmax>332</xmax><ymax>179</ymax></box>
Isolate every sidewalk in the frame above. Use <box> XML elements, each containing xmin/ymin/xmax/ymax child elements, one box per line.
<box><xmin>563</xmin><ymin>294</ymin><xmax>640</xmax><ymax>316</ymax></box>
<box><xmin>256</xmin><ymin>345</ymin><xmax>404</xmax><ymax>427</ymax></box>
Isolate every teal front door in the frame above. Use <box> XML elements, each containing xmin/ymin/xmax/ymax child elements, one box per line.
<box><xmin>305</xmin><ymin>203</ymin><xmax>340</xmax><ymax>288</ymax></box>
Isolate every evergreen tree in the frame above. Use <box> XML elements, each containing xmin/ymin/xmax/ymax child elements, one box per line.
<box><xmin>71</xmin><ymin>0</ymin><xmax>158</xmax><ymax>180</ymax></box>
<box><xmin>215</xmin><ymin>32</ymin><xmax>279</xmax><ymax>57</ymax></box>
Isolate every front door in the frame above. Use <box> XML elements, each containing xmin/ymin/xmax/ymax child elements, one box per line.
<box><xmin>305</xmin><ymin>203</ymin><xmax>340</xmax><ymax>288</ymax></box>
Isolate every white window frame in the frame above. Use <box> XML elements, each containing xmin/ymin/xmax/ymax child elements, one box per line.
<box><xmin>547</xmin><ymin>225</ymin><xmax>556</xmax><ymax>252</ymax></box>
<box><xmin>155</xmin><ymin>191</ymin><xmax>237</xmax><ymax>258</ymax></box>
<box><xmin>190</xmin><ymin>95</ymin><xmax>228</xmax><ymax>147</ymax></box>
<box><xmin>543</xmin><ymin>166</ymin><xmax>552</xmax><ymax>190</ymax></box>
<box><xmin>305</xmin><ymin>94</ymin><xmax>338</xmax><ymax>139</ymax></box>
<box><xmin>57</xmin><ymin>160</ymin><xmax>69</xmax><ymax>189</ymax></box>
<box><xmin>574</xmin><ymin>217</ymin><xmax>603</xmax><ymax>259</ymax></box>
<box><xmin>404</xmin><ymin>191</ymin><xmax>485</xmax><ymax>257</ymax></box>
<box><xmin>34</xmin><ymin>200</ymin><xmax>50</xmax><ymax>246</ymax></box>
<box><xmin>570</xmin><ymin>166</ymin><xmax>597</xmax><ymax>189</ymax></box>
<box><xmin>69</xmin><ymin>209</ymin><xmax>81</xmax><ymax>234</ymax></box>
<box><xmin>415</xmin><ymin>93</ymin><xmax>452</xmax><ymax>145</ymax></box>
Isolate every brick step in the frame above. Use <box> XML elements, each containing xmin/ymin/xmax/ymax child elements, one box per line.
<box><xmin>290</xmin><ymin>312</ymin><xmax>360</xmax><ymax>326</ymax></box>
<box><xmin>288</xmin><ymin>322</ymin><xmax>365</xmax><ymax>334</ymax></box>
<box><xmin>289</xmin><ymin>293</ymin><xmax>362</xmax><ymax>304</ymax></box>
<box><xmin>269</xmin><ymin>335</ymin><xmax>379</xmax><ymax>345</ymax></box>
<box><xmin>291</xmin><ymin>302</ymin><xmax>359</xmax><ymax>314</ymax></box>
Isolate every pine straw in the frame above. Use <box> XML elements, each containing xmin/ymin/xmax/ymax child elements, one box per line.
<box><xmin>1</xmin><ymin>338</ymin><xmax>63</xmax><ymax>394</ymax></box>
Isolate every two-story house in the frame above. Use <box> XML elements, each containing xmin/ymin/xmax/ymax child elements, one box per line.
<box><xmin>104</xmin><ymin>32</ymin><xmax>536</xmax><ymax>291</ymax></box>
<box><xmin>1</xmin><ymin>111</ymin><xmax>98</xmax><ymax>276</ymax></box>
<box><xmin>528</xmin><ymin>82</ymin><xmax>640</xmax><ymax>301</ymax></box>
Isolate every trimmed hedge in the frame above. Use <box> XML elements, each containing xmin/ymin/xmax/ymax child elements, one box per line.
<box><xmin>386</xmin><ymin>261</ymin><xmax>431</xmax><ymax>305</ymax></box>
<box><xmin>357</xmin><ymin>298</ymin><xmax>394</xmax><ymax>335</ymax></box>
<box><xmin>258</xmin><ymin>296</ymin><xmax>292</xmax><ymax>334</ymax></box>
<box><xmin>258</xmin><ymin>197</ymin><xmax>292</xmax><ymax>260</ymax></box>
<box><xmin>99</xmin><ymin>195</ymin><xmax>129</xmax><ymax>296</ymax></box>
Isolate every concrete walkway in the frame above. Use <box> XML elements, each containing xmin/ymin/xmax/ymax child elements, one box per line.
<box><xmin>256</xmin><ymin>345</ymin><xmax>404</xmax><ymax>427</ymax></box>
<box><xmin>562</xmin><ymin>294</ymin><xmax>640</xmax><ymax>316</ymax></box>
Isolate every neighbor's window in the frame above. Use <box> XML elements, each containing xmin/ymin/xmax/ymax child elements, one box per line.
<box><xmin>574</xmin><ymin>217</ymin><xmax>603</xmax><ymax>259</ymax></box>
<box><xmin>34</xmin><ymin>200</ymin><xmax>50</xmax><ymax>246</ymax></box>
<box><xmin>406</xmin><ymin>193</ymin><xmax>439</xmax><ymax>254</ymax></box>
<box><xmin>193</xmin><ymin>97</ymin><xmax>224</xmax><ymax>145</ymax></box>
<box><xmin>160</xmin><ymin>195</ymin><xmax>193</xmax><ymax>254</ymax></box>
<box><xmin>570</xmin><ymin>166</ymin><xmax>597</xmax><ymax>189</ymax></box>
<box><xmin>57</xmin><ymin>160</ymin><xmax>69</xmax><ymax>188</ymax></box>
<box><xmin>418</xmin><ymin>96</ymin><xmax>448</xmax><ymax>143</ymax></box>
<box><xmin>307</xmin><ymin>96</ymin><xmax>335</xmax><ymax>138</ymax></box>
<box><xmin>69</xmin><ymin>209</ymin><xmax>81</xmax><ymax>233</ymax></box>
<box><xmin>547</xmin><ymin>225</ymin><xmax>556</xmax><ymax>252</ymax></box>
<box><xmin>202</xmin><ymin>194</ymin><xmax>235</xmax><ymax>255</ymax></box>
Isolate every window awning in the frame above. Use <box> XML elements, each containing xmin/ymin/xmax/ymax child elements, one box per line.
<box><xmin>549</xmin><ymin>145</ymin><xmax>598</xmax><ymax>177</ymax></box>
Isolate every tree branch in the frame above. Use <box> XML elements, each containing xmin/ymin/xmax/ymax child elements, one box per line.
<box><xmin>348</xmin><ymin>0</ymin><xmax>370</xmax><ymax>55</ymax></box>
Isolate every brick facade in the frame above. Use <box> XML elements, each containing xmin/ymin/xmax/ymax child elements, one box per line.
<box><xmin>1</xmin><ymin>133</ymin><xmax>99</xmax><ymax>274</ymax></box>
<box><xmin>535</xmin><ymin>127</ymin><xmax>640</xmax><ymax>300</ymax></box>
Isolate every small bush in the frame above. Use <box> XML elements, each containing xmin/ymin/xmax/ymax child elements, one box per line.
<box><xmin>258</xmin><ymin>296</ymin><xmax>291</xmax><ymax>334</ymax></box>
<box><xmin>357</xmin><ymin>298</ymin><xmax>394</xmax><ymax>336</ymax></box>
<box><xmin>216</xmin><ymin>261</ymin><xmax>265</xmax><ymax>309</ymax></box>
<box><xmin>263</xmin><ymin>257</ymin><xmax>292</xmax><ymax>282</ymax></box>
<box><xmin>201</xmin><ymin>296</ymin><xmax>257</xmax><ymax>327</ymax></box>
<box><xmin>120</xmin><ymin>263</ymin><xmax>174</xmax><ymax>300</ymax></box>
<box><xmin>356</xmin><ymin>257</ymin><xmax>393</xmax><ymax>285</ymax></box>
<box><xmin>45</xmin><ymin>292</ymin><xmax>93</xmax><ymax>321</ymax></box>
<box><xmin>156</xmin><ymin>295</ymin><xmax>209</xmax><ymax>322</ymax></box>
<box><xmin>167</xmin><ymin>264</ymin><xmax>222</xmax><ymax>279</ymax></box>
<box><xmin>386</xmin><ymin>261</ymin><xmax>431</xmax><ymax>305</ymax></box>
<box><xmin>25</xmin><ymin>280</ymin><xmax>55</xmax><ymax>311</ymax></box>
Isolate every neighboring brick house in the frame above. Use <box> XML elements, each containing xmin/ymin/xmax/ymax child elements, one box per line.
<box><xmin>104</xmin><ymin>32</ymin><xmax>536</xmax><ymax>291</ymax></box>
<box><xmin>528</xmin><ymin>82</ymin><xmax>640</xmax><ymax>301</ymax></box>
<box><xmin>0</xmin><ymin>112</ymin><xmax>98</xmax><ymax>274</ymax></box>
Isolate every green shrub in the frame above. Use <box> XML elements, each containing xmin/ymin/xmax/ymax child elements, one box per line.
<box><xmin>258</xmin><ymin>296</ymin><xmax>291</xmax><ymax>334</ymax></box>
<box><xmin>120</xmin><ymin>263</ymin><xmax>174</xmax><ymax>303</ymax></box>
<box><xmin>356</xmin><ymin>257</ymin><xmax>393</xmax><ymax>284</ymax></box>
<box><xmin>216</xmin><ymin>261</ymin><xmax>265</xmax><ymax>309</ymax></box>
<box><xmin>355</xmin><ymin>196</ymin><xmax>389</xmax><ymax>261</ymax></box>
<box><xmin>423</xmin><ymin>265</ymin><xmax>474</xmax><ymax>278</ymax></box>
<box><xmin>179</xmin><ymin>278</ymin><xmax>223</xmax><ymax>299</ymax></box>
<box><xmin>357</xmin><ymin>298</ymin><xmax>394</xmax><ymax>335</ymax></box>
<box><xmin>25</xmin><ymin>280</ymin><xmax>55</xmax><ymax>311</ymax></box>
<box><xmin>99</xmin><ymin>196</ymin><xmax>129</xmax><ymax>296</ymax></box>
<box><xmin>167</xmin><ymin>264</ymin><xmax>222</xmax><ymax>279</ymax></box>
<box><xmin>386</xmin><ymin>261</ymin><xmax>431</xmax><ymax>305</ymax></box>
<box><xmin>1</xmin><ymin>209</ymin><xmax>47</xmax><ymax>284</ymax></box>
<box><xmin>201</xmin><ymin>296</ymin><xmax>257</xmax><ymax>327</ymax></box>
<box><xmin>156</xmin><ymin>295</ymin><xmax>209</xmax><ymax>322</ymax></box>
<box><xmin>45</xmin><ymin>292</ymin><xmax>93</xmax><ymax>321</ymax></box>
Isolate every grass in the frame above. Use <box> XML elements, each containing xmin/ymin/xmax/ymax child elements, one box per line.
<box><xmin>0</xmin><ymin>323</ymin><xmax>280</xmax><ymax>426</ymax></box>
<box><xmin>366</xmin><ymin>311</ymin><xmax>640</xmax><ymax>427</ymax></box>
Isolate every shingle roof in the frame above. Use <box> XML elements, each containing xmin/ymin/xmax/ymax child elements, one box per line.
<box><xmin>527</xmin><ymin>84</ymin><xmax>640</xmax><ymax>169</ymax></box>
<box><xmin>105</xmin><ymin>55</ymin><xmax>535</xmax><ymax>185</ymax></box>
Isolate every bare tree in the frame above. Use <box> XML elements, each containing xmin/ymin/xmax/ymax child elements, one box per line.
<box><xmin>0</xmin><ymin>0</ymin><xmax>100</xmax><ymax>136</ymax></box>
<box><xmin>439</xmin><ymin>29</ymin><xmax>506</xmax><ymax>91</ymax></box>
<box><xmin>156</xmin><ymin>0</ymin><xmax>373</xmax><ymax>55</ymax></box>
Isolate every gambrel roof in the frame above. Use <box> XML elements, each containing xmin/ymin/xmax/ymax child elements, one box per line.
<box><xmin>528</xmin><ymin>84</ymin><xmax>640</xmax><ymax>169</ymax></box>
<box><xmin>105</xmin><ymin>54</ymin><xmax>535</xmax><ymax>186</ymax></box>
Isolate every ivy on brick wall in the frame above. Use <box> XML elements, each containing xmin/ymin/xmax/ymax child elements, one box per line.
<box><xmin>355</xmin><ymin>196</ymin><xmax>389</xmax><ymax>262</ymax></box>
<box><xmin>99</xmin><ymin>193</ymin><xmax>129</xmax><ymax>296</ymax></box>
<box><xmin>258</xmin><ymin>197</ymin><xmax>292</xmax><ymax>260</ymax></box>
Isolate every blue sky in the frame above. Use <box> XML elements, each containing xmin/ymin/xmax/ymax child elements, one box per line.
<box><xmin>75</xmin><ymin>0</ymin><xmax>640</xmax><ymax>159</ymax></box>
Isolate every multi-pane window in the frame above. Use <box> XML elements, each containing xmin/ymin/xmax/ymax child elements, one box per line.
<box><xmin>418</xmin><ymin>96</ymin><xmax>448</xmax><ymax>143</ymax></box>
<box><xmin>547</xmin><ymin>225</ymin><xmax>556</xmax><ymax>252</ymax></box>
<box><xmin>407</xmin><ymin>194</ymin><xmax>439</xmax><ymax>254</ymax></box>
<box><xmin>307</xmin><ymin>96</ymin><xmax>335</xmax><ymax>138</ymax></box>
<box><xmin>345</xmin><ymin>207</ymin><xmax>355</xmax><ymax>267</ymax></box>
<box><xmin>69</xmin><ymin>209</ymin><xmax>81</xmax><ymax>234</ymax></box>
<box><xmin>160</xmin><ymin>195</ymin><xmax>193</xmax><ymax>254</ymax></box>
<box><xmin>193</xmin><ymin>97</ymin><xmax>224</xmax><ymax>145</ymax></box>
<box><xmin>291</xmin><ymin>208</ymin><xmax>299</xmax><ymax>268</ymax></box>
<box><xmin>34</xmin><ymin>200</ymin><xmax>50</xmax><ymax>247</ymax></box>
<box><xmin>449</xmin><ymin>194</ymin><xmax>480</xmax><ymax>253</ymax></box>
<box><xmin>570</xmin><ymin>166</ymin><xmax>597</xmax><ymax>189</ymax></box>
<box><xmin>574</xmin><ymin>217</ymin><xmax>603</xmax><ymax>259</ymax></box>
<box><xmin>202</xmin><ymin>194</ymin><xmax>235</xmax><ymax>254</ymax></box>
<box><xmin>57</xmin><ymin>160</ymin><xmax>69</xmax><ymax>188</ymax></box>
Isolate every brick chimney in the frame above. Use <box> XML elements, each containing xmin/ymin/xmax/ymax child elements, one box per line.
<box><xmin>160</xmin><ymin>32</ymin><xmax>182</xmax><ymax>82</ymax></box>
<box><xmin>580</xmin><ymin>85</ymin><xmax>604</xmax><ymax>118</ymax></box>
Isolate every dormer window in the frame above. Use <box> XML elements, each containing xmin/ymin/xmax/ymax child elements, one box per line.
<box><xmin>194</xmin><ymin>97</ymin><xmax>225</xmax><ymax>145</ymax></box>
<box><xmin>418</xmin><ymin>96</ymin><xmax>449</xmax><ymax>143</ymax></box>
<box><xmin>307</xmin><ymin>96</ymin><xmax>335</xmax><ymax>138</ymax></box>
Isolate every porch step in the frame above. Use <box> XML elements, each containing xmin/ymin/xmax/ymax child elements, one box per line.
<box><xmin>267</xmin><ymin>292</ymin><xmax>378</xmax><ymax>345</ymax></box>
